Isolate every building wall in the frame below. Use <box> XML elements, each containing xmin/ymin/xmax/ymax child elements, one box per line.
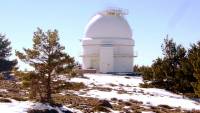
<box><xmin>82</xmin><ymin>44</ymin><xmax>99</xmax><ymax>72</ymax></box>
<box><xmin>82</xmin><ymin>38</ymin><xmax>134</xmax><ymax>73</ymax></box>
<box><xmin>113</xmin><ymin>57</ymin><xmax>133</xmax><ymax>72</ymax></box>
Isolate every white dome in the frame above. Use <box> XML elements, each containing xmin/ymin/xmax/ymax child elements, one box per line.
<box><xmin>84</xmin><ymin>14</ymin><xmax>132</xmax><ymax>39</ymax></box>
<box><xmin>82</xmin><ymin>9</ymin><xmax>134</xmax><ymax>73</ymax></box>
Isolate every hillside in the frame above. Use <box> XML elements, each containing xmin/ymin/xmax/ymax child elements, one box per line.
<box><xmin>0</xmin><ymin>74</ymin><xmax>200</xmax><ymax>113</ymax></box>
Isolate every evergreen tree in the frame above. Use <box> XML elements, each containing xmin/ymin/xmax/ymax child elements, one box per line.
<box><xmin>159</xmin><ymin>36</ymin><xmax>188</xmax><ymax>92</ymax></box>
<box><xmin>138</xmin><ymin>65</ymin><xmax>153</xmax><ymax>81</ymax></box>
<box><xmin>16</xmin><ymin>28</ymin><xmax>75</xmax><ymax>103</ymax></box>
<box><xmin>150</xmin><ymin>36</ymin><xmax>195</xmax><ymax>93</ymax></box>
<box><xmin>188</xmin><ymin>41</ymin><xmax>200</xmax><ymax>97</ymax></box>
<box><xmin>137</xmin><ymin>35</ymin><xmax>197</xmax><ymax>96</ymax></box>
<box><xmin>161</xmin><ymin>37</ymin><xmax>177</xmax><ymax>85</ymax></box>
<box><xmin>0</xmin><ymin>34</ymin><xmax>17</xmax><ymax>73</ymax></box>
<box><xmin>151</xmin><ymin>58</ymin><xmax>167</xmax><ymax>88</ymax></box>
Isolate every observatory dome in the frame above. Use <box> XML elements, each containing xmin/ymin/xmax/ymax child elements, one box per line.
<box><xmin>82</xmin><ymin>9</ymin><xmax>134</xmax><ymax>73</ymax></box>
<box><xmin>84</xmin><ymin>11</ymin><xmax>132</xmax><ymax>38</ymax></box>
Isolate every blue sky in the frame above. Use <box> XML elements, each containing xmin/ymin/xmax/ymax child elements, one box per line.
<box><xmin>0</xmin><ymin>0</ymin><xmax>200</xmax><ymax>70</ymax></box>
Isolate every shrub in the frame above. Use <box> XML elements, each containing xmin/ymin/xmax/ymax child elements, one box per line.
<box><xmin>0</xmin><ymin>98</ymin><xmax>11</xmax><ymax>103</ymax></box>
<box><xmin>187</xmin><ymin>110</ymin><xmax>200</xmax><ymax>113</ymax></box>
<box><xmin>97</xmin><ymin>100</ymin><xmax>113</xmax><ymax>108</ymax></box>
<box><xmin>139</xmin><ymin>82</ymin><xmax>153</xmax><ymax>88</ymax></box>
<box><xmin>134</xmin><ymin>110</ymin><xmax>142</xmax><ymax>113</ymax></box>
<box><xmin>111</xmin><ymin>98</ymin><xmax>118</xmax><ymax>101</ymax></box>
<box><xmin>93</xmin><ymin>106</ymin><xmax>111</xmax><ymax>112</ymax></box>
<box><xmin>22</xmin><ymin>80</ymin><xmax>31</xmax><ymax>88</ymax></box>
<box><xmin>27</xmin><ymin>109</ymin><xmax>58</xmax><ymax>113</ymax></box>
<box><xmin>93</xmin><ymin>100</ymin><xmax>113</xmax><ymax>112</ymax></box>
<box><xmin>0</xmin><ymin>73</ymin><xmax>4</xmax><ymax>80</ymax></box>
<box><xmin>12</xmin><ymin>96</ymin><xmax>27</xmax><ymax>101</ymax></box>
<box><xmin>55</xmin><ymin>81</ymin><xmax>86</xmax><ymax>91</ymax></box>
<box><xmin>124</xmin><ymin>101</ymin><xmax>132</xmax><ymax>106</ymax></box>
<box><xmin>158</xmin><ymin>104</ymin><xmax>173</xmax><ymax>109</ymax></box>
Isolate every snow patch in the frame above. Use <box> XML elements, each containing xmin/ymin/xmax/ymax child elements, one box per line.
<box><xmin>0</xmin><ymin>99</ymin><xmax>33</xmax><ymax>113</ymax></box>
<box><xmin>0</xmin><ymin>89</ymin><xmax>8</xmax><ymax>93</ymax></box>
<box><xmin>0</xmin><ymin>100</ymin><xmax>82</xmax><ymax>113</ymax></box>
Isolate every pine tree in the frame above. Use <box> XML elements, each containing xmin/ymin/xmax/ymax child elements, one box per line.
<box><xmin>0</xmin><ymin>34</ymin><xmax>17</xmax><ymax>73</ymax></box>
<box><xmin>16</xmin><ymin>28</ymin><xmax>75</xmax><ymax>103</ymax></box>
<box><xmin>188</xmin><ymin>41</ymin><xmax>200</xmax><ymax>97</ymax></box>
<box><xmin>152</xmin><ymin>36</ymin><xmax>195</xmax><ymax>93</ymax></box>
<box><xmin>151</xmin><ymin>57</ymin><xmax>167</xmax><ymax>88</ymax></box>
<box><xmin>160</xmin><ymin>36</ymin><xmax>186</xmax><ymax>92</ymax></box>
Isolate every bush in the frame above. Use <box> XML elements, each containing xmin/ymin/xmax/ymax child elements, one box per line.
<box><xmin>93</xmin><ymin>106</ymin><xmax>111</xmax><ymax>112</ymax></box>
<box><xmin>187</xmin><ymin>110</ymin><xmax>200</xmax><ymax>113</ymax></box>
<box><xmin>22</xmin><ymin>80</ymin><xmax>31</xmax><ymax>88</ymax></box>
<box><xmin>0</xmin><ymin>98</ymin><xmax>11</xmax><ymax>103</ymax></box>
<box><xmin>96</xmin><ymin>100</ymin><xmax>113</xmax><ymax>109</ymax></box>
<box><xmin>93</xmin><ymin>100</ymin><xmax>113</xmax><ymax>112</ymax></box>
<box><xmin>158</xmin><ymin>104</ymin><xmax>173</xmax><ymax>109</ymax></box>
<box><xmin>139</xmin><ymin>82</ymin><xmax>153</xmax><ymax>88</ymax></box>
<box><xmin>55</xmin><ymin>81</ymin><xmax>86</xmax><ymax>91</ymax></box>
<box><xmin>124</xmin><ymin>101</ymin><xmax>132</xmax><ymax>106</ymax></box>
<box><xmin>111</xmin><ymin>98</ymin><xmax>118</xmax><ymax>101</ymax></box>
<box><xmin>12</xmin><ymin>96</ymin><xmax>27</xmax><ymax>101</ymax></box>
<box><xmin>0</xmin><ymin>73</ymin><xmax>4</xmax><ymax>80</ymax></box>
<box><xmin>27</xmin><ymin>109</ymin><xmax>58</xmax><ymax>113</ymax></box>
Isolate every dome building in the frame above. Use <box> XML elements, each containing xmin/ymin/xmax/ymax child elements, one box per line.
<box><xmin>81</xmin><ymin>9</ymin><xmax>135</xmax><ymax>73</ymax></box>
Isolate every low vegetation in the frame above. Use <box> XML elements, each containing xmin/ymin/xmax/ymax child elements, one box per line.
<box><xmin>27</xmin><ymin>109</ymin><xmax>59</xmax><ymax>113</ymax></box>
<box><xmin>54</xmin><ymin>81</ymin><xmax>86</xmax><ymax>91</ymax></box>
<box><xmin>0</xmin><ymin>98</ymin><xmax>11</xmax><ymax>103</ymax></box>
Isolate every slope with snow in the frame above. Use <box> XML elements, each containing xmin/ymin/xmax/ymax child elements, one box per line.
<box><xmin>1</xmin><ymin>74</ymin><xmax>200</xmax><ymax>113</ymax></box>
<box><xmin>70</xmin><ymin>74</ymin><xmax>200</xmax><ymax>110</ymax></box>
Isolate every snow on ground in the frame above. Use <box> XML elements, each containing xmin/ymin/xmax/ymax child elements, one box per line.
<box><xmin>70</xmin><ymin>74</ymin><xmax>200</xmax><ymax>110</ymax></box>
<box><xmin>0</xmin><ymin>89</ymin><xmax>8</xmax><ymax>93</ymax></box>
<box><xmin>0</xmin><ymin>99</ymin><xmax>33</xmax><ymax>113</ymax></box>
<box><xmin>0</xmin><ymin>99</ymin><xmax>82</xmax><ymax>113</ymax></box>
<box><xmin>71</xmin><ymin>74</ymin><xmax>142</xmax><ymax>87</ymax></box>
<box><xmin>31</xmin><ymin>102</ymin><xmax>82</xmax><ymax>113</ymax></box>
<box><xmin>142</xmin><ymin>111</ymin><xmax>155</xmax><ymax>113</ymax></box>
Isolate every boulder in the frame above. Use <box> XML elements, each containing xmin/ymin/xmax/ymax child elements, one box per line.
<box><xmin>97</xmin><ymin>100</ymin><xmax>113</xmax><ymax>109</ymax></box>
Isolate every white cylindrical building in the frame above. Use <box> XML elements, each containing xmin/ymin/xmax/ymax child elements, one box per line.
<box><xmin>82</xmin><ymin>9</ymin><xmax>134</xmax><ymax>73</ymax></box>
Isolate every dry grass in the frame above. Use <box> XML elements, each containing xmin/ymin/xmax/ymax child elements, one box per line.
<box><xmin>53</xmin><ymin>94</ymin><xmax>100</xmax><ymax>112</ymax></box>
<box><xmin>54</xmin><ymin>81</ymin><xmax>86</xmax><ymax>91</ymax></box>
<box><xmin>0</xmin><ymin>80</ymin><xmax>29</xmax><ymax>101</ymax></box>
<box><xmin>93</xmin><ymin>86</ymin><xmax>112</xmax><ymax>92</ymax></box>
<box><xmin>186</xmin><ymin>110</ymin><xmax>200</xmax><ymax>113</ymax></box>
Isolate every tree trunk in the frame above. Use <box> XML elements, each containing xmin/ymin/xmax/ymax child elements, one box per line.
<box><xmin>46</xmin><ymin>73</ymin><xmax>52</xmax><ymax>103</ymax></box>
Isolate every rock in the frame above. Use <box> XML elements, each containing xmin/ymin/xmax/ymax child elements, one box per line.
<box><xmin>97</xmin><ymin>100</ymin><xmax>113</xmax><ymax>109</ymax></box>
<box><xmin>93</xmin><ymin>100</ymin><xmax>113</xmax><ymax>112</ymax></box>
